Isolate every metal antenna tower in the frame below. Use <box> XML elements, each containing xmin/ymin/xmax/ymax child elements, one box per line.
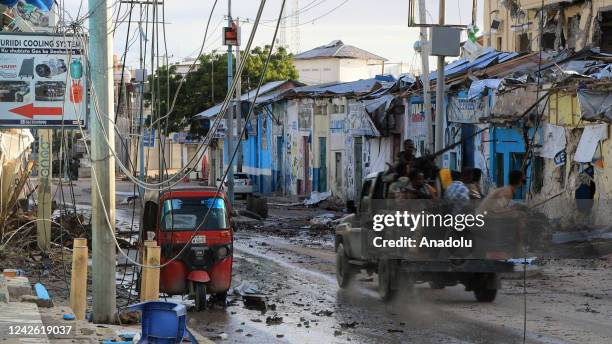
<box><xmin>290</xmin><ymin>0</ymin><xmax>300</xmax><ymax>53</ymax></box>
<box><xmin>278</xmin><ymin>3</ymin><xmax>287</xmax><ymax>49</ymax></box>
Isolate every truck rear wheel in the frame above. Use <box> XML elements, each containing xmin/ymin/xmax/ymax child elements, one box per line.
<box><xmin>378</xmin><ymin>259</ymin><xmax>397</xmax><ymax>301</ymax></box>
<box><xmin>474</xmin><ymin>288</ymin><xmax>497</xmax><ymax>302</ymax></box>
<box><xmin>336</xmin><ymin>243</ymin><xmax>355</xmax><ymax>288</ymax></box>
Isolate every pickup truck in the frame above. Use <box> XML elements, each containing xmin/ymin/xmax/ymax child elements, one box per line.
<box><xmin>334</xmin><ymin>172</ymin><xmax>514</xmax><ymax>302</ymax></box>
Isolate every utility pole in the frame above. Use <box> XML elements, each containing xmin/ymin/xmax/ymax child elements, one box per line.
<box><xmin>418</xmin><ymin>0</ymin><xmax>433</xmax><ymax>153</ymax></box>
<box><xmin>89</xmin><ymin>0</ymin><xmax>117</xmax><ymax>323</ymax></box>
<box><xmin>36</xmin><ymin>129</ymin><xmax>52</xmax><ymax>252</ymax></box>
<box><xmin>151</xmin><ymin>3</ymin><xmax>163</xmax><ymax>184</ymax></box>
<box><xmin>434</xmin><ymin>0</ymin><xmax>446</xmax><ymax>163</ymax></box>
<box><xmin>235</xmin><ymin>35</ymin><xmax>243</xmax><ymax>172</ymax></box>
<box><xmin>225</xmin><ymin>0</ymin><xmax>235</xmax><ymax>203</ymax></box>
<box><xmin>138</xmin><ymin>17</ymin><xmax>146</xmax><ymax>197</ymax></box>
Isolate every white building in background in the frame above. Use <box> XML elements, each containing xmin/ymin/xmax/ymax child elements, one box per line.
<box><xmin>172</xmin><ymin>57</ymin><xmax>201</xmax><ymax>76</ymax></box>
<box><xmin>293</xmin><ymin>40</ymin><xmax>388</xmax><ymax>85</ymax></box>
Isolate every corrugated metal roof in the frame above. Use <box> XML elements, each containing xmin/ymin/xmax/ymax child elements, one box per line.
<box><xmin>288</xmin><ymin>78</ymin><xmax>386</xmax><ymax>97</ymax></box>
<box><xmin>195</xmin><ymin>80</ymin><xmax>296</xmax><ymax>119</ymax></box>
<box><xmin>428</xmin><ymin>48</ymin><xmax>520</xmax><ymax>81</ymax></box>
<box><xmin>293</xmin><ymin>40</ymin><xmax>387</xmax><ymax>61</ymax></box>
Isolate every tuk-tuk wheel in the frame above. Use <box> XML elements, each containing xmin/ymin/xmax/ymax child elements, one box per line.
<box><xmin>194</xmin><ymin>282</ymin><xmax>207</xmax><ymax>311</ymax></box>
<box><xmin>336</xmin><ymin>243</ymin><xmax>355</xmax><ymax>288</ymax></box>
<box><xmin>378</xmin><ymin>259</ymin><xmax>397</xmax><ymax>302</ymax></box>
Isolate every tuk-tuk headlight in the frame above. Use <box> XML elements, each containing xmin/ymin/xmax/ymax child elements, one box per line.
<box><xmin>215</xmin><ymin>245</ymin><xmax>231</xmax><ymax>260</ymax></box>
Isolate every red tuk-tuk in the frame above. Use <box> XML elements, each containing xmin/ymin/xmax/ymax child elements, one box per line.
<box><xmin>142</xmin><ymin>187</ymin><xmax>233</xmax><ymax>311</ymax></box>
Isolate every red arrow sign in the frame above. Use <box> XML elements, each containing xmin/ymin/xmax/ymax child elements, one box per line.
<box><xmin>9</xmin><ymin>103</ymin><xmax>64</xmax><ymax>119</ymax></box>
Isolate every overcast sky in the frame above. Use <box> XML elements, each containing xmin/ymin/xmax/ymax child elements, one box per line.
<box><xmin>62</xmin><ymin>0</ymin><xmax>484</xmax><ymax>71</ymax></box>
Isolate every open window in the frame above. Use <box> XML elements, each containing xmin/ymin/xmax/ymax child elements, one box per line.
<box><xmin>599</xmin><ymin>9</ymin><xmax>612</xmax><ymax>53</ymax></box>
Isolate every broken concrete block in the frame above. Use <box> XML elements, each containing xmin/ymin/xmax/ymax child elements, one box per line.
<box><xmin>6</xmin><ymin>276</ymin><xmax>32</xmax><ymax>299</ymax></box>
<box><xmin>20</xmin><ymin>294</ymin><xmax>54</xmax><ymax>308</ymax></box>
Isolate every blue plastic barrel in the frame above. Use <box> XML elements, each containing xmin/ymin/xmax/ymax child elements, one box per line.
<box><xmin>127</xmin><ymin>301</ymin><xmax>196</xmax><ymax>344</ymax></box>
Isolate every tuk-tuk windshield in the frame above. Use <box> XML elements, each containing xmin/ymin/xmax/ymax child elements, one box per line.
<box><xmin>160</xmin><ymin>197</ymin><xmax>227</xmax><ymax>231</ymax></box>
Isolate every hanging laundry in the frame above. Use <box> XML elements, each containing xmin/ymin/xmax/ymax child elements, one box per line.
<box><xmin>539</xmin><ymin>123</ymin><xmax>566</xmax><ymax>159</ymax></box>
<box><xmin>574</xmin><ymin>124</ymin><xmax>608</xmax><ymax>163</ymax></box>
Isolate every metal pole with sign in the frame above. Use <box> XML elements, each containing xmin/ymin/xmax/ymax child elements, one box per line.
<box><xmin>223</xmin><ymin>4</ymin><xmax>240</xmax><ymax>204</ymax></box>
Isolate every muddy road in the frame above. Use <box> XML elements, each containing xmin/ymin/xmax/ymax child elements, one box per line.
<box><xmin>57</xmin><ymin>180</ymin><xmax>611</xmax><ymax>343</ymax></box>
<box><xmin>188</xmin><ymin>228</ymin><xmax>612</xmax><ymax>344</ymax></box>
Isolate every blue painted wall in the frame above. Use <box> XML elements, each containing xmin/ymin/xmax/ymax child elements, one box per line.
<box><xmin>242</xmin><ymin>106</ymin><xmax>274</xmax><ymax>194</ymax></box>
<box><xmin>489</xmin><ymin>127</ymin><xmax>534</xmax><ymax>199</ymax></box>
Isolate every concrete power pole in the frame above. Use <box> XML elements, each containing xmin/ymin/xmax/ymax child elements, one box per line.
<box><xmin>235</xmin><ymin>41</ymin><xmax>243</xmax><ymax>172</ymax></box>
<box><xmin>418</xmin><ymin>0</ymin><xmax>433</xmax><ymax>153</ymax></box>
<box><xmin>434</xmin><ymin>0</ymin><xmax>446</xmax><ymax>162</ymax></box>
<box><xmin>89</xmin><ymin>0</ymin><xmax>117</xmax><ymax>323</ymax></box>
<box><xmin>226</xmin><ymin>0</ymin><xmax>235</xmax><ymax>203</ymax></box>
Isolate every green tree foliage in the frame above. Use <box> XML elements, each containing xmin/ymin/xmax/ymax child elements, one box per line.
<box><xmin>146</xmin><ymin>46</ymin><xmax>298</xmax><ymax>135</ymax></box>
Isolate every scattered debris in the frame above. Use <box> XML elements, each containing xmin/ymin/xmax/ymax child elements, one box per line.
<box><xmin>210</xmin><ymin>333</ymin><xmax>228</xmax><ymax>341</ymax></box>
<box><xmin>265</xmin><ymin>314</ymin><xmax>283</xmax><ymax>325</ymax></box>
<box><xmin>340</xmin><ymin>322</ymin><xmax>358</xmax><ymax>329</ymax></box>
<box><xmin>309</xmin><ymin>213</ymin><xmax>336</xmax><ymax>228</ymax></box>
<box><xmin>246</xmin><ymin>194</ymin><xmax>268</xmax><ymax>218</ymax></box>
<box><xmin>577</xmin><ymin>304</ymin><xmax>600</xmax><ymax>313</ymax></box>
<box><xmin>388</xmin><ymin>329</ymin><xmax>404</xmax><ymax>333</ymax></box>
<box><xmin>243</xmin><ymin>294</ymin><xmax>267</xmax><ymax>312</ymax></box>
<box><xmin>232</xmin><ymin>281</ymin><xmax>261</xmax><ymax>296</ymax></box>
<box><xmin>304</xmin><ymin>191</ymin><xmax>332</xmax><ymax>206</ymax></box>
<box><xmin>238</xmin><ymin>209</ymin><xmax>263</xmax><ymax>221</ymax></box>
<box><xmin>117</xmin><ymin>310</ymin><xmax>140</xmax><ymax>324</ymax></box>
<box><xmin>312</xmin><ymin>310</ymin><xmax>333</xmax><ymax>317</ymax></box>
<box><xmin>20</xmin><ymin>294</ymin><xmax>53</xmax><ymax>308</ymax></box>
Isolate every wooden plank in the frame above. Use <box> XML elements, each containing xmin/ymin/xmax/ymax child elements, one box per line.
<box><xmin>69</xmin><ymin>238</ymin><xmax>88</xmax><ymax>320</ymax></box>
<box><xmin>140</xmin><ymin>244</ymin><xmax>160</xmax><ymax>301</ymax></box>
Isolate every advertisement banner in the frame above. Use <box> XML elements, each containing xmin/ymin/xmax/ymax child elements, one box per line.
<box><xmin>142</xmin><ymin>128</ymin><xmax>155</xmax><ymax>147</ymax></box>
<box><xmin>448</xmin><ymin>95</ymin><xmax>488</xmax><ymax>124</ymax></box>
<box><xmin>0</xmin><ymin>32</ymin><xmax>86</xmax><ymax>127</ymax></box>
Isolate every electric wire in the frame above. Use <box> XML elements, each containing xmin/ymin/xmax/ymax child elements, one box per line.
<box><xmin>70</xmin><ymin>0</ymin><xmax>273</xmax><ymax>268</ymax></box>
<box><xmin>66</xmin><ymin>14</ymin><xmax>219</xmax><ymax>190</ymax></box>
<box><xmin>256</xmin><ymin>0</ymin><xmax>349</xmax><ymax>28</ymax></box>
<box><xmin>78</xmin><ymin>0</ymin><xmax>278</xmax><ymax>191</ymax></box>
<box><xmin>148</xmin><ymin>0</ymin><xmax>220</xmax><ymax>128</ymax></box>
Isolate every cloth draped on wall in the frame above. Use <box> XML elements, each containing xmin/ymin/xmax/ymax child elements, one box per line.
<box><xmin>539</xmin><ymin>123</ymin><xmax>566</xmax><ymax>159</ymax></box>
<box><xmin>574</xmin><ymin>124</ymin><xmax>608</xmax><ymax>163</ymax></box>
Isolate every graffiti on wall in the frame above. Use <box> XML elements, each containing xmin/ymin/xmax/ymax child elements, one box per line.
<box><xmin>406</xmin><ymin>102</ymin><xmax>428</xmax><ymax>157</ymax></box>
<box><xmin>298</xmin><ymin>103</ymin><xmax>312</xmax><ymax>129</ymax></box>
<box><xmin>442</xmin><ymin>122</ymin><xmax>463</xmax><ymax>170</ymax></box>
<box><xmin>347</xmin><ymin>102</ymin><xmax>378</xmax><ymax>136</ymax></box>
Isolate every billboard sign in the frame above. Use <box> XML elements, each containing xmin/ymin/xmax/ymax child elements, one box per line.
<box><xmin>172</xmin><ymin>131</ymin><xmax>201</xmax><ymax>144</ymax></box>
<box><xmin>143</xmin><ymin>128</ymin><xmax>155</xmax><ymax>147</ymax></box>
<box><xmin>448</xmin><ymin>95</ymin><xmax>489</xmax><ymax>124</ymax></box>
<box><xmin>0</xmin><ymin>32</ymin><xmax>86</xmax><ymax>127</ymax></box>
